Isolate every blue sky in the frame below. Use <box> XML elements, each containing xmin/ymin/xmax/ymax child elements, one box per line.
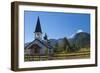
<box><xmin>24</xmin><ymin>11</ymin><xmax>90</xmax><ymax>43</ymax></box>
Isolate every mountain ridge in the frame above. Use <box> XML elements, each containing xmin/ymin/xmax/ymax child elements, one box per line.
<box><xmin>25</xmin><ymin>32</ymin><xmax>90</xmax><ymax>50</ymax></box>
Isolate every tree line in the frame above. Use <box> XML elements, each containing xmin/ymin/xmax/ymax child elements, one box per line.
<box><xmin>53</xmin><ymin>37</ymin><xmax>80</xmax><ymax>53</ymax></box>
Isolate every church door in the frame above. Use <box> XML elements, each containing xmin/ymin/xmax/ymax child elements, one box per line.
<box><xmin>30</xmin><ymin>44</ymin><xmax>40</xmax><ymax>55</ymax></box>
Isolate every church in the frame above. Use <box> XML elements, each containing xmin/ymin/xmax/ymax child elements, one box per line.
<box><xmin>25</xmin><ymin>17</ymin><xmax>53</xmax><ymax>55</ymax></box>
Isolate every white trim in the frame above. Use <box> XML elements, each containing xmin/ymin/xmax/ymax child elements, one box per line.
<box><xmin>18</xmin><ymin>5</ymin><xmax>96</xmax><ymax>68</ymax></box>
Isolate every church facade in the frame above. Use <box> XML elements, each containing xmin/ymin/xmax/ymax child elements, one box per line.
<box><xmin>25</xmin><ymin>17</ymin><xmax>53</xmax><ymax>55</ymax></box>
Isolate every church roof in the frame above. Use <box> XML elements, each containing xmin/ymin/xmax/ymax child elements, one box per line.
<box><xmin>25</xmin><ymin>39</ymin><xmax>47</xmax><ymax>49</ymax></box>
<box><xmin>25</xmin><ymin>39</ymin><xmax>53</xmax><ymax>49</ymax></box>
<box><xmin>34</xmin><ymin>17</ymin><xmax>42</xmax><ymax>33</ymax></box>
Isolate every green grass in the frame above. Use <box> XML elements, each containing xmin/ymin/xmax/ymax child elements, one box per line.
<box><xmin>24</xmin><ymin>48</ymin><xmax>90</xmax><ymax>61</ymax></box>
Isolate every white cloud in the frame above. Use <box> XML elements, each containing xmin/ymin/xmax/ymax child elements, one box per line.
<box><xmin>76</xmin><ymin>29</ymin><xmax>83</xmax><ymax>33</ymax></box>
<box><xmin>69</xmin><ymin>29</ymin><xmax>83</xmax><ymax>38</ymax></box>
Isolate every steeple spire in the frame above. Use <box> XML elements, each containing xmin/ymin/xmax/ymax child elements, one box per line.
<box><xmin>34</xmin><ymin>17</ymin><xmax>42</xmax><ymax>40</ymax></box>
<box><xmin>35</xmin><ymin>16</ymin><xmax>42</xmax><ymax>33</ymax></box>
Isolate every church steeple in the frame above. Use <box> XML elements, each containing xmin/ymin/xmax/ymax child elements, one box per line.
<box><xmin>34</xmin><ymin>17</ymin><xmax>42</xmax><ymax>40</ymax></box>
<box><xmin>35</xmin><ymin>17</ymin><xmax>42</xmax><ymax>33</ymax></box>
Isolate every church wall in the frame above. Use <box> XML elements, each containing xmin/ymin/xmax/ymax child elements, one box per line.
<box><xmin>24</xmin><ymin>49</ymin><xmax>31</xmax><ymax>55</ymax></box>
<box><xmin>25</xmin><ymin>40</ymin><xmax>48</xmax><ymax>55</ymax></box>
<box><xmin>33</xmin><ymin>40</ymin><xmax>47</xmax><ymax>55</ymax></box>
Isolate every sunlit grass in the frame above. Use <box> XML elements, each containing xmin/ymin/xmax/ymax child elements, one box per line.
<box><xmin>24</xmin><ymin>48</ymin><xmax>90</xmax><ymax>61</ymax></box>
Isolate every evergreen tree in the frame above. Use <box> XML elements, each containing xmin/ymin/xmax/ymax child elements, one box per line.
<box><xmin>63</xmin><ymin>37</ymin><xmax>71</xmax><ymax>52</ymax></box>
<box><xmin>44</xmin><ymin>33</ymin><xmax>48</xmax><ymax>40</ymax></box>
<box><xmin>54</xmin><ymin>42</ymin><xmax>59</xmax><ymax>53</ymax></box>
<box><xmin>69</xmin><ymin>43</ymin><xmax>80</xmax><ymax>52</ymax></box>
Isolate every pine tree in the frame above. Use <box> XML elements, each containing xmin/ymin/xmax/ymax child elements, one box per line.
<box><xmin>44</xmin><ymin>33</ymin><xmax>48</xmax><ymax>40</ymax></box>
<box><xmin>54</xmin><ymin>42</ymin><xmax>59</xmax><ymax>53</ymax></box>
<box><xmin>63</xmin><ymin>37</ymin><xmax>71</xmax><ymax>52</ymax></box>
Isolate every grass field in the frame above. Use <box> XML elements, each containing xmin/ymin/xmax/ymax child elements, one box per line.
<box><xmin>24</xmin><ymin>48</ymin><xmax>90</xmax><ymax>61</ymax></box>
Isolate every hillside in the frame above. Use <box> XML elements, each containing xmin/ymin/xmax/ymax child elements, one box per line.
<box><xmin>69</xmin><ymin>32</ymin><xmax>90</xmax><ymax>48</ymax></box>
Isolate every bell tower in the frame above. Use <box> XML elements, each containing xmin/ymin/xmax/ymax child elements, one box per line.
<box><xmin>34</xmin><ymin>17</ymin><xmax>42</xmax><ymax>40</ymax></box>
